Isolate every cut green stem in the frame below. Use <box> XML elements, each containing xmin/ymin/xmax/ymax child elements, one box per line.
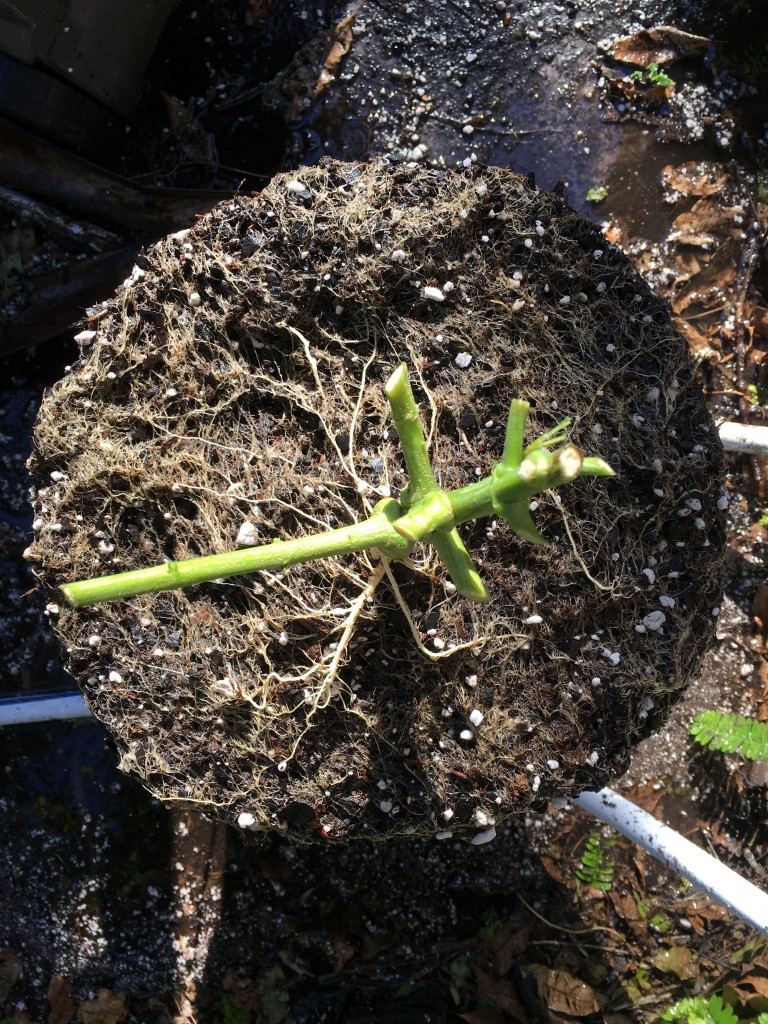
<box><xmin>502</xmin><ymin>399</ymin><xmax>529</xmax><ymax>470</ymax></box>
<box><xmin>384</xmin><ymin>363</ymin><xmax>438</xmax><ymax>502</ymax></box>
<box><xmin>60</xmin><ymin>363</ymin><xmax>615</xmax><ymax>608</ymax></box>
<box><xmin>62</xmin><ymin>499</ymin><xmax>412</xmax><ymax>608</ymax></box>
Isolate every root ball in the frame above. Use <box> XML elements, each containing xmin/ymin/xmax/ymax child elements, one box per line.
<box><xmin>28</xmin><ymin>159</ymin><xmax>725</xmax><ymax>842</ymax></box>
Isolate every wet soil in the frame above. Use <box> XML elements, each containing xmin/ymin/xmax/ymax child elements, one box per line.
<box><xmin>1</xmin><ymin>0</ymin><xmax>768</xmax><ymax>1021</ymax></box>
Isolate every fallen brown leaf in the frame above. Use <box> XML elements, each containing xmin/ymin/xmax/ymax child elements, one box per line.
<box><xmin>722</xmin><ymin>982</ymin><xmax>768</xmax><ymax>1017</ymax></box>
<box><xmin>314</xmin><ymin>4</ymin><xmax>362</xmax><ymax>95</ymax></box>
<box><xmin>669</xmin><ymin>250</ymin><xmax>703</xmax><ymax>286</ymax></box>
<box><xmin>662</xmin><ymin>162</ymin><xmax>729</xmax><ymax>197</ymax></box>
<box><xmin>223</xmin><ymin>970</ymin><xmax>254</xmax><ymax>1013</ymax></box>
<box><xmin>160</xmin><ymin>93</ymin><xmax>216</xmax><ymax>165</ymax></box>
<box><xmin>608</xmin><ymin>888</ymin><xmax>646</xmax><ymax>940</ymax></box>
<box><xmin>459</xmin><ymin>1008</ymin><xmax>507</xmax><ymax>1024</ymax></box>
<box><xmin>751</xmin><ymin>584</ymin><xmax>768</xmax><ymax>635</ymax></box>
<box><xmin>603</xmin><ymin>223</ymin><xmax>623</xmax><ymax>245</ymax></box>
<box><xmin>732</xmin><ymin>972</ymin><xmax>768</xmax><ymax>1000</ymax></box>
<box><xmin>47</xmin><ymin>974</ymin><xmax>76</xmax><ymax>1024</ymax></box>
<box><xmin>674</xmin><ymin>317</ymin><xmax>715</xmax><ymax>361</ymax></box>
<box><xmin>681</xmin><ymin>897</ymin><xmax>730</xmax><ymax>935</ymax></box>
<box><xmin>751</xmin><ymin>307</ymin><xmax>768</xmax><ymax>336</ymax></box>
<box><xmin>485</xmin><ymin>919</ymin><xmax>532</xmax><ymax>977</ymax></box>
<box><xmin>331</xmin><ymin>935</ymin><xmax>356</xmax><ymax>971</ymax></box>
<box><xmin>609</xmin><ymin>26</ymin><xmax>712</xmax><ymax>67</ymax></box>
<box><xmin>627</xmin><ymin>781</ymin><xmax>669</xmax><ymax>819</ymax></box>
<box><xmin>245</xmin><ymin>0</ymin><xmax>274</xmax><ymax>24</ymax></box>
<box><xmin>522</xmin><ymin>964</ymin><xmax>600</xmax><ymax>1017</ymax></box>
<box><xmin>75</xmin><ymin>989</ymin><xmax>127</xmax><ymax>1024</ymax></box>
<box><xmin>652</xmin><ymin>945</ymin><xmax>698</xmax><ymax>980</ymax></box>
<box><xmin>280</xmin><ymin>1</ymin><xmax>365</xmax><ymax>122</ymax></box>
<box><xmin>668</xmin><ymin>199</ymin><xmax>747</xmax><ymax>246</ymax></box>
<box><xmin>539</xmin><ymin>854</ymin><xmax>565</xmax><ymax>884</ymax></box>
<box><xmin>474</xmin><ymin>966</ymin><xmax>529</xmax><ymax>1022</ymax></box>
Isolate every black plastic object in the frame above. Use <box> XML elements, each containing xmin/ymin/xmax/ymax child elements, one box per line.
<box><xmin>0</xmin><ymin>0</ymin><xmax>177</xmax><ymax>157</ymax></box>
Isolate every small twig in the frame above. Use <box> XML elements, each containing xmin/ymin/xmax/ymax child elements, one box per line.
<box><xmin>515</xmin><ymin>892</ymin><xmax>624</xmax><ymax>938</ymax></box>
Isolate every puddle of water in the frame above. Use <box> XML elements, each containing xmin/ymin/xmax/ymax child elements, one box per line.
<box><xmin>591</xmin><ymin>123</ymin><xmax>722</xmax><ymax>239</ymax></box>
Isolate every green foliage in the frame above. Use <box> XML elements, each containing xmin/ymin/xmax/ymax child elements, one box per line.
<box><xmin>450</xmin><ymin>956</ymin><xmax>473</xmax><ymax>988</ymax></box>
<box><xmin>448</xmin><ymin>955</ymin><xmax>474</xmax><ymax>1005</ymax></box>
<box><xmin>635</xmin><ymin>893</ymin><xmax>672</xmax><ymax>933</ymax></box>
<box><xmin>223</xmin><ymin>997</ymin><xmax>248</xmax><ymax>1024</ymax></box>
<box><xmin>746</xmin><ymin>383</ymin><xmax>768</xmax><ymax>407</ymax></box>
<box><xmin>576</xmin><ymin>831</ymin><xmax>617</xmax><ymax>891</ymax></box>
<box><xmin>586</xmin><ymin>185</ymin><xmax>608</xmax><ymax>203</ymax></box>
<box><xmin>727</xmin><ymin>37</ymin><xmax>768</xmax><ymax>89</ymax></box>
<box><xmin>478</xmin><ymin>918</ymin><xmax>505</xmax><ymax>939</ymax></box>
<box><xmin>630</xmin><ymin>62</ymin><xmax>674</xmax><ymax>88</ymax></box>
<box><xmin>758</xmin><ymin>509</ymin><xmax>768</xmax><ymax>528</ymax></box>
<box><xmin>624</xmin><ymin>965</ymin><xmax>652</xmax><ymax>1004</ymax></box>
<box><xmin>661</xmin><ymin>994</ymin><xmax>738</xmax><ymax>1024</ymax></box>
<box><xmin>690</xmin><ymin>710</ymin><xmax>768</xmax><ymax>761</ymax></box>
<box><xmin>658</xmin><ymin>989</ymin><xmax>768</xmax><ymax>1024</ymax></box>
<box><xmin>729</xmin><ymin>935</ymin><xmax>768</xmax><ymax>966</ymax></box>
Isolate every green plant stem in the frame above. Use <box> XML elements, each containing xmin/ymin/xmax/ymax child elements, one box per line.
<box><xmin>431</xmin><ymin>529</ymin><xmax>490</xmax><ymax>603</ymax></box>
<box><xmin>384</xmin><ymin>363</ymin><xmax>437</xmax><ymax>502</ymax></box>
<box><xmin>59</xmin><ymin>364</ymin><xmax>615</xmax><ymax>608</ymax></box>
<box><xmin>384</xmin><ymin>363</ymin><xmax>490</xmax><ymax>600</ymax></box>
<box><xmin>61</xmin><ymin>444</ymin><xmax>602</xmax><ymax>608</ymax></box>
<box><xmin>502</xmin><ymin>399</ymin><xmax>528</xmax><ymax>469</ymax></box>
<box><xmin>61</xmin><ymin>499</ymin><xmax>412</xmax><ymax>607</ymax></box>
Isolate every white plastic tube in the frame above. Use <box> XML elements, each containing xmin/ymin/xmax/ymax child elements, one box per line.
<box><xmin>719</xmin><ymin>422</ymin><xmax>768</xmax><ymax>456</ymax></box>
<box><xmin>0</xmin><ymin>691</ymin><xmax>90</xmax><ymax>725</ymax></box>
<box><xmin>576</xmin><ymin>788</ymin><xmax>768</xmax><ymax>937</ymax></box>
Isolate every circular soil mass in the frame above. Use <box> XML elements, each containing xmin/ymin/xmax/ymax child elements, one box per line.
<box><xmin>28</xmin><ymin>158</ymin><xmax>725</xmax><ymax>842</ymax></box>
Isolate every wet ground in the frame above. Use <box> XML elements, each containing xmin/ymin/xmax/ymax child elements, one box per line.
<box><xmin>1</xmin><ymin>0</ymin><xmax>768</xmax><ymax>1021</ymax></box>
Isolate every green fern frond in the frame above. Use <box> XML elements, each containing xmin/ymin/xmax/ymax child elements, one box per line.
<box><xmin>576</xmin><ymin>831</ymin><xmax>617</xmax><ymax>891</ymax></box>
<box><xmin>690</xmin><ymin>710</ymin><xmax>768</xmax><ymax>761</ymax></box>
<box><xmin>661</xmin><ymin>993</ymin><xmax>738</xmax><ymax>1024</ymax></box>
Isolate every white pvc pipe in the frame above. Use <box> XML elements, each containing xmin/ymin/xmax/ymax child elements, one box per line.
<box><xmin>576</xmin><ymin>787</ymin><xmax>768</xmax><ymax>937</ymax></box>
<box><xmin>719</xmin><ymin>421</ymin><xmax>768</xmax><ymax>456</ymax></box>
<box><xmin>0</xmin><ymin>692</ymin><xmax>90</xmax><ymax>725</ymax></box>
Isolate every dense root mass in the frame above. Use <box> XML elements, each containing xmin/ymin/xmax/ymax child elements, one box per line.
<box><xmin>27</xmin><ymin>159</ymin><xmax>725</xmax><ymax>842</ymax></box>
